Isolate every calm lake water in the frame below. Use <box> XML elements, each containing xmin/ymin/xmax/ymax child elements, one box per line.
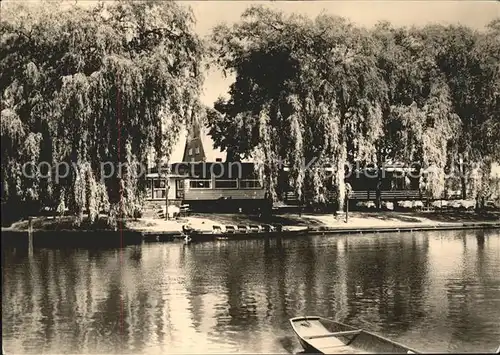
<box><xmin>2</xmin><ymin>229</ymin><xmax>500</xmax><ymax>354</ymax></box>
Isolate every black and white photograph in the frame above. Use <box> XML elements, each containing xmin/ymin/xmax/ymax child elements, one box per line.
<box><xmin>1</xmin><ymin>0</ymin><xmax>500</xmax><ymax>354</ymax></box>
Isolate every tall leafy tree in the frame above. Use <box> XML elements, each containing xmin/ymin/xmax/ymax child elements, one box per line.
<box><xmin>0</xmin><ymin>0</ymin><xmax>204</xmax><ymax>224</ymax></box>
<box><xmin>374</xmin><ymin>23</ymin><xmax>461</xmax><ymax>200</ymax></box>
<box><xmin>209</xmin><ymin>6</ymin><xmax>387</xmax><ymax>211</ymax></box>
<box><xmin>209</xmin><ymin>8</ymin><xmax>498</xmax><ymax>210</ymax></box>
<box><xmin>432</xmin><ymin>20</ymin><xmax>500</xmax><ymax>202</ymax></box>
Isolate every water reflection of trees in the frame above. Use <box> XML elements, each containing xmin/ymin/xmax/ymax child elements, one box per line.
<box><xmin>263</xmin><ymin>237</ymin><xmax>288</xmax><ymax>325</ymax></box>
<box><xmin>3</xmin><ymin>230</ymin><xmax>499</xmax><ymax>354</ymax></box>
<box><xmin>183</xmin><ymin>241</ymin><xmax>265</xmax><ymax>339</ymax></box>
<box><xmin>444</xmin><ymin>229</ymin><xmax>500</xmax><ymax>352</ymax></box>
<box><xmin>343</xmin><ymin>233</ymin><xmax>430</xmax><ymax>335</ymax></box>
<box><xmin>262</xmin><ymin>236</ymin><xmax>345</xmax><ymax>326</ymax></box>
<box><xmin>3</xmin><ymin>247</ymin><xmax>143</xmax><ymax>353</ymax></box>
<box><xmin>182</xmin><ymin>237</ymin><xmax>346</xmax><ymax>348</ymax></box>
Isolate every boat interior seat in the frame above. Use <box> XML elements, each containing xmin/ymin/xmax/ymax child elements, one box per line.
<box><xmin>317</xmin><ymin>344</ymin><xmax>355</xmax><ymax>350</ymax></box>
<box><xmin>305</xmin><ymin>330</ymin><xmax>362</xmax><ymax>340</ymax></box>
<box><xmin>304</xmin><ymin>332</ymin><xmax>335</xmax><ymax>340</ymax></box>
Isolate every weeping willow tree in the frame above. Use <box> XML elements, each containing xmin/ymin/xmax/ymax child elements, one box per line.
<box><xmin>0</xmin><ymin>0</ymin><xmax>204</xmax><ymax>225</ymax></box>
<box><xmin>372</xmin><ymin>23</ymin><xmax>462</xmax><ymax>200</ymax></box>
<box><xmin>368</xmin><ymin>21</ymin><xmax>500</xmax><ymax>203</ymax></box>
<box><xmin>473</xmin><ymin>21</ymin><xmax>500</xmax><ymax>206</ymax></box>
<box><xmin>209</xmin><ymin>6</ymin><xmax>387</xmax><ymax>211</ymax></box>
<box><xmin>433</xmin><ymin>20</ymin><xmax>500</xmax><ymax>203</ymax></box>
<box><xmin>209</xmin><ymin>7</ymin><xmax>499</xmax><ymax>210</ymax></box>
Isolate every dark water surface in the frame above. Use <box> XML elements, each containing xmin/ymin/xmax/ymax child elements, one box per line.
<box><xmin>2</xmin><ymin>229</ymin><xmax>500</xmax><ymax>354</ymax></box>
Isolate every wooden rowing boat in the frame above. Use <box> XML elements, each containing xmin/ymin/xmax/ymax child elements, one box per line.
<box><xmin>290</xmin><ymin>316</ymin><xmax>421</xmax><ymax>354</ymax></box>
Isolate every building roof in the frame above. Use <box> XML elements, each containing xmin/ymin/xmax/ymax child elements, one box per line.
<box><xmin>182</xmin><ymin>122</ymin><xmax>207</xmax><ymax>162</ymax></box>
<box><xmin>170</xmin><ymin>126</ymin><xmax>226</xmax><ymax>163</ymax></box>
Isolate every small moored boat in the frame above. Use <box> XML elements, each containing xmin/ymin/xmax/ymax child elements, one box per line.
<box><xmin>183</xmin><ymin>224</ymin><xmax>308</xmax><ymax>243</ymax></box>
<box><xmin>290</xmin><ymin>316</ymin><xmax>420</xmax><ymax>354</ymax></box>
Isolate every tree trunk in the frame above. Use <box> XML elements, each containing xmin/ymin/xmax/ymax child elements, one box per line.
<box><xmin>165</xmin><ymin>163</ymin><xmax>170</xmax><ymax>221</ymax></box>
<box><xmin>460</xmin><ymin>155</ymin><xmax>467</xmax><ymax>199</ymax></box>
<box><xmin>345</xmin><ymin>195</ymin><xmax>349</xmax><ymax>223</ymax></box>
<box><xmin>476</xmin><ymin>160</ymin><xmax>492</xmax><ymax>212</ymax></box>
<box><xmin>335</xmin><ymin>142</ymin><xmax>347</xmax><ymax>215</ymax></box>
<box><xmin>376</xmin><ymin>152</ymin><xmax>383</xmax><ymax>210</ymax></box>
<box><xmin>165</xmin><ymin>183</ymin><xmax>169</xmax><ymax>220</ymax></box>
<box><xmin>461</xmin><ymin>176</ymin><xmax>467</xmax><ymax>200</ymax></box>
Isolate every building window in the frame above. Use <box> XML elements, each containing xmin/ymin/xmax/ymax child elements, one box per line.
<box><xmin>152</xmin><ymin>178</ymin><xmax>167</xmax><ymax>199</ymax></box>
<box><xmin>240</xmin><ymin>180</ymin><xmax>262</xmax><ymax>189</ymax></box>
<box><xmin>189</xmin><ymin>179</ymin><xmax>211</xmax><ymax>189</ymax></box>
<box><xmin>177</xmin><ymin>180</ymin><xmax>184</xmax><ymax>189</ymax></box>
<box><xmin>153</xmin><ymin>189</ymin><xmax>166</xmax><ymax>199</ymax></box>
<box><xmin>188</xmin><ymin>148</ymin><xmax>193</xmax><ymax>156</ymax></box>
<box><xmin>153</xmin><ymin>179</ymin><xmax>166</xmax><ymax>189</ymax></box>
<box><xmin>176</xmin><ymin>179</ymin><xmax>185</xmax><ymax>199</ymax></box>
<box><xmin>195</xmin><ymin>147</ymin><xmax>200</xmax><ymax>154</ymax></box>
<box><xmin>215</xmin><ymin>179</ymin><xmax>238</xmax><ymax>189</ymax></box>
